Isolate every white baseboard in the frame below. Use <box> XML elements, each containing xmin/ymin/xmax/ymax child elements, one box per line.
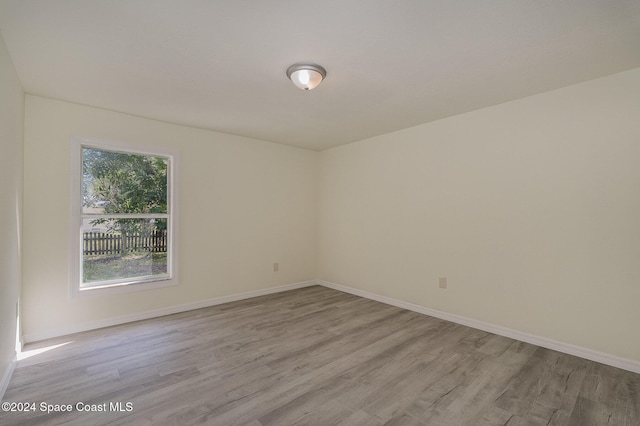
<box><xmin>23</xmin><ymin>280</ymin><xmax>317</xmax><ymax>344</ymax></box>
<box><xmin>20</xmin><ymin>278</ymin><xmax>640</xmax><ymax>374</ymax></box>
<box><xmin>318</xmin><ymin>280</ymin><xmax>640</xmax><ymax>374</ymax></box>
<box><xmin>0</xmin><ymin>353</ymin><xmax>17</xmax><ymax>402</ymax></box>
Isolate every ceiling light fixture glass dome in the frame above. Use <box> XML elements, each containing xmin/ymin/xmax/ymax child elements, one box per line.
<box><xmin>286</xmin><ymin>63</ymin><xmax>327</xmax><ymax>90</ymax></box>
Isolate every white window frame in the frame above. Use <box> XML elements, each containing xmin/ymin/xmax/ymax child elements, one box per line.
<box><xmin>70</xmin><ymin>138</ymin><xmax>179</xmax><ymax>298</ymax></box>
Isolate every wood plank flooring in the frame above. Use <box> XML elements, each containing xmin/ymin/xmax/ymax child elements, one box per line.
<box><xmin>1</xmin><ymin>286</ymin><xmax>639</xmax><ymax>425</ymax></box>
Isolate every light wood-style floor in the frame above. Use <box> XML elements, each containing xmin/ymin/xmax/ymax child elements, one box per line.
<box><xmin>2</xmin><ymin>286</ymin><xmax>639</xmax><ymax>425</ymax></box>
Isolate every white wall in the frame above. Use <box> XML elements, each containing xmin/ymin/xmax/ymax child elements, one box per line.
<box><xmin>22</xmin><ymin>96</ymin><xmax>317</xmax><ymax>339</ymax></box>
<box><xmin>318</xmin><ymin>68</ymin><xmax>640</xmax><ymax>363</ymax></box>
<box><xmin>0</xmin><ymin>32</ymin><xmax>24</xmax><ymax>393</ymax></box>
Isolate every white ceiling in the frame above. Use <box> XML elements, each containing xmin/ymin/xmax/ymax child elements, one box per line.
<box><xmin>1</xmin><ymin>1</ymin><xmax>639</xmax><ymax>151</ymax></box>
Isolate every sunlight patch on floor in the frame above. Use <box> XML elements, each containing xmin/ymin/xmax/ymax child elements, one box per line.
<box><xmin>18</xmin><ymin>342</ymin><xmax>73</xmax><ymax>361</ymax></box>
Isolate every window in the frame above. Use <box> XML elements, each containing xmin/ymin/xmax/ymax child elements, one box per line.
<box><xmin>71</xmin><ymin>139</ymin><xmax>178</xmax><ymax>296</ymax></box>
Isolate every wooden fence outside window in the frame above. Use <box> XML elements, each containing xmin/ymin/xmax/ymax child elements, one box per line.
<box><xmin>83</xmin><ymin>230</ymin><xmax>167</xmax><ymax>255</ymax></box>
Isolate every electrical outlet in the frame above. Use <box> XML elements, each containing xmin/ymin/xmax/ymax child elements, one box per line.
<box><xmin>273</xmin><ymin>262</ymin><xmax>279</xmax><ymax>272</ymax></box>
<box><xmin>439</xmin><ymin>277</ymin><xmax>447</xmax><ymax>289</ymax></box>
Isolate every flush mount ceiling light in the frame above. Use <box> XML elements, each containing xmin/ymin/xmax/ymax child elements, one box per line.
<box><xmin>286</xmin><ymin>63</ymin><xmax>327</xmax><ymax>91</ymax></box>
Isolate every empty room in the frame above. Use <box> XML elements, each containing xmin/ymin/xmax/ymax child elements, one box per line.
<box><xmin>1</xmin><ymin>1</ymin><xmax>639</xmax><ymax>425</ymax></box>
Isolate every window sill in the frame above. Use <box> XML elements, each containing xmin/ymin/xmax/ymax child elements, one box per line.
<box><xmin>71</xmin><ymin>277</ymin><xmax>178</xmax><ymax>299</ymax></box>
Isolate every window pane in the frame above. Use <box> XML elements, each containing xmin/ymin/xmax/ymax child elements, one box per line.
<box><xmin>81</xmin><ymin>218</ymin><xmax>169</xmax><ymax>287</ymax></box>
<box><xmin>82</xmin><ymin>148</ymin><xmax>168</xmax><ymax>215</ymax></box>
